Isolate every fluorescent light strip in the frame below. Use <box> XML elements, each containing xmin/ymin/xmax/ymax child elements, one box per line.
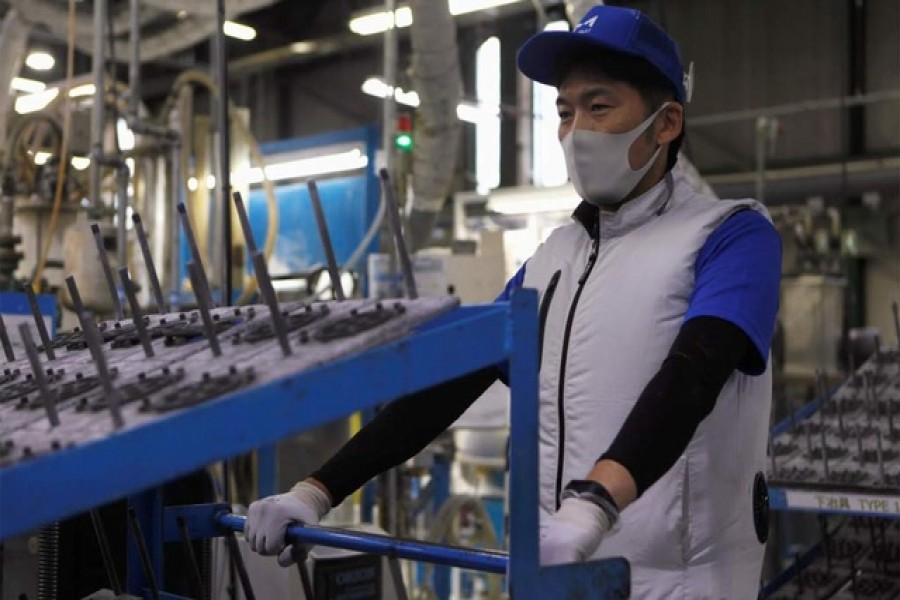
<box><xmin>224</xmin><ymin>21</ymin><xmax>256</xmax><ymax>41</ymax></box>
<box><xmin>187</xmin><ymin>149</ymin><xmax>369</xmax><ymax>190</ymax></box>
<box><xmin>234</xmin><ymin>149</ymin><xmax>368</xmax><ymax>185</ymax></box>
<box><xmin>350</xmin><ymin>0</ymin><xmax>523</xmax><ymax>35</ymax></box>
<box><xmin>361</xmin><ymin>77</ymin><xmax>496</xmax><ymax>124</ymax></box>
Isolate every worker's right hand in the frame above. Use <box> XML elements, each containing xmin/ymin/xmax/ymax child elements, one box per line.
<box><xmin>245</xmin><ymin>480</ymin><xmax>332</xmax><ymax>567</ymax></box>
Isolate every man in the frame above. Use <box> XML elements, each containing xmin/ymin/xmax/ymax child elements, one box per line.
<box><xmin>246</xmin><ymin>6</ymin><xmax>781</xmax><ymax>598</ymax></box>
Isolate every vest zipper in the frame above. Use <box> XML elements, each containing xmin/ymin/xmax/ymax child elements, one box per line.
<box><xmin>554</xmin><ymin>229</ymin><xmax>600</xmax><ymax>509</ymax></box>
<box><xmin>538</xmin><ymin>270</ymin><xmax>561</xmax><ymax>367</ymax></box>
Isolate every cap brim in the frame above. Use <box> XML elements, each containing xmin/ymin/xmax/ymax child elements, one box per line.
<box><xmin>516</xmin><ymin>30</ymin><xmax>639</xmax><ymax>87</ymax></box>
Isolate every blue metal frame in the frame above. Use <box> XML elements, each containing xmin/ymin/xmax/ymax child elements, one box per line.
<box><xmin>0</xmin><ymin>295</ymin><xmax>631</xmax><ymax>599</ymax></box>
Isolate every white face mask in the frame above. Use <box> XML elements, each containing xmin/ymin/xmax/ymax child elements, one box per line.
<box><xmin>561</xmin><ymin>104</ymin><xmax>668</xmax><ymax>206</ymax></box>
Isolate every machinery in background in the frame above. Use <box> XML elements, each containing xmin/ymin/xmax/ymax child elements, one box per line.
<box><xmin>762</xmin><ymin>304</ymin><xmax>900</xmax><ymax>599</ymax></box>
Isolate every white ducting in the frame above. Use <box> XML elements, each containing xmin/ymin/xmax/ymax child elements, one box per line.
<box><xmin>406</xmin><ymin>0</ymin><xmax>463</xmax><ymax>251</ymax></box>
<box><xmin>10</xmin><ymin>0</ymin><xmax>278</xmax><ymax>64</ymax></box>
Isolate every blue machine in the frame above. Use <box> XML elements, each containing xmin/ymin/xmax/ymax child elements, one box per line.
<box><xmin>177</xmin><ymin>126</ymin><xmax>381</xmax><ymax>304</ymax></box>
<box><xmin>0</xmin><ymin>293</ymin><xmax>631</xmax><ymax>599</ymax></box>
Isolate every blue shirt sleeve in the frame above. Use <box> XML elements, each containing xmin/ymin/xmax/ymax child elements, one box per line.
<box><xmin>495</xmin><ymin>262</ymin><xmax>527</xmax><ymax>302</ymax></box>
<box><xmin>684</xmin><ymin>210</ymin><xmax>782</xmax><ymax>376</ymax></box>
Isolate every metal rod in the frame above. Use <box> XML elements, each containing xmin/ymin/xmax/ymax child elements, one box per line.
<box><xmin>805</xmin><ymin>420</ymin><xmax>813</xmax><ymax>456</ymax></box>
<box><xmin>0</xmin><ymin>314</ymin><xmax>14</xmax><ymax>361</ymax></box>
<box><xmin>857</xmin><ymin>425</ymin><xmax>865</xmax><ymax>466</ymax></box>
<box><xmin>169</xmin><ymin>141</ymin><xmax>183</xmax><ymax>309</ymax></box>
<box><xmin>889</xmin><ymin>395</ymin><xmax>895</xmax><ymax>441</ymax></box>
<box><xmin>90</xmin><ymin>509</ymin><xmax>123</xmax><ymax>595</ymax></box>
<box><xmin>217</xmin><ymin>514</ymin><xmax>508</xmax><ymax>574</ymax></box>
<box><xmin>381</xmin><ymin>0</ymin><xmax>397</xmax><ymax>175</ymax></box>
<box><xmin>65</xmin><ymin>276</ymin><xmax>85</xmax><ymax>317</ymax></box>
<box><xmin>132</xmin><ymin>213</ymin><xmax>166</xmax><ymax>314</ymax></box>
<box><xmin>18</xmin><ymin>324</ymin><xmax>59</xmax><ymax>427</ymax></box>
<box><xmin>838</xmin><ymin>398</ymin><xmax>846</xmax><ymax>438</ymax></box>
<box><xmin>24</xmin><ymin>281</ymin><xmax>55</xmax><ymax>361</ymax></box>
<box><xmin>127</xmin><ymin>507</ymin><xmax>161</xmax><ymax>600</ymax></box>
<box><xmin>231</xmin><ymin>192</ymin><xmax>257</xmax><ymax>254</ymax></box>
<box><xmin>176</xmin><ymin>517</ymin><xmax>208</xmax><ymax>600</ymax></box>
<box><xmin>307</xmin><ymin>180</ymin><xmax>345</xmax><ymax>301</ymax></box>
<box><xmin>251</xmin><ymin>252</ymin><xmax>291</xmax><ymax>356</ymax></box>
<box><xmin>80</xmin><ymin>313</ymin><xmax>125</xmax><ymax>429</ymax></box>
<box><xmin>892</xmin><ymin>301</ymin><xmax>899</xmax><ymax>347</ymax></box>
<box><xmin>90</xmin><ymin>0</ymin><xmax>106</xmax><ymax>213</ymax></box>
<box><xmin>387</xmin><ymin>554</ymin><xmax>409</xmax><ymax>600</ymax></box>
<box><xmin>116</xmin><ymin>166</ymin><xmax>128</xmax><ymax>282</ymax></box>
<box><xmin>177</xmin><ymin>203</ymin><xmax>215</xmax><ymax>308</ymax></box>
<box><xmin>118</xmin><ymin>267</ymin><xmax>154</xmax><ymax>358</ymax></box>
<box><xmin>863</xmin><ymin>371</ymin><xmax>872</xmax><ymax>426</ymax></box>
<box><xmin>215</xmin><ymin>0</ymin><xmax>233</xmax><ymax>306</ymax></box>
<box><xmin>128</xmin><ymin>0</ymin><xmax>140</xmax><ymax>119</ymax></box>
<box><xmin>91</xmin><ymin>223</ymin><xmax>124</xmax><ymax>320</ymax></box>
<box><xmin>297</xmin><ymin>562</ymin><xmax>314</xmax><ymax>600</ymax></box>
<box><xmin>819</xmin><ymin>421</ymin><xmax>830</xmax><ymax>480</ymax></box>
<box><xmin>187</xmin><ymin>262</ymin><xmax>221</xmax><ymax>357</ymax></box>
<box><xmin>378</xmin><ymin>169</ymin><xmax>417</xmax><ymax>299</ymax></box>
<box><xmin>877</xmin><ymin>429</ymin><xmax>886</xmax><ymax>486</ymax></box>
<box><xmin>223</xmin><ymin>531</ymin><xmax>256</xmax><ymax>600</ymax></box>
<box><xmin>769</xmin><ymin>437</ymin><xmax>777</xmax><ymax>477</ymax></box>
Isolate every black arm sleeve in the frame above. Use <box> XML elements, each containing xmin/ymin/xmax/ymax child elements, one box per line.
<box><xmin>599</xmin><ymin>316</ymin><xmax>754</xmax><ymax>497</ymax></box>
<box><xmin>310</xmin><ymin>367</ymin><xmax>499</xmax><ymax>505</ymax></box>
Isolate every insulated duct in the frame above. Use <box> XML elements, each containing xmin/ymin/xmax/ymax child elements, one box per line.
<box><xmin>10</xmin><ymin>0</ymin><xmax>278</xmax><ymax>63</ymax></box>
<box><xmin>406</xmin><ymin>0</ymin><xmax>463</xmax><ymax>252</ymax></box>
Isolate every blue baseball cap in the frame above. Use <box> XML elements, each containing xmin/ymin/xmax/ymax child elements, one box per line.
<box><xmin>517</xmin><ymin>5</ymin><xmax>692</xmax><ymax>104</ymax></box>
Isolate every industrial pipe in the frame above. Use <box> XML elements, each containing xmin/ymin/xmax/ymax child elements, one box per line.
<box><xmin>89</xmin><ymin>0</ymin><xmax>106</xmax><ymax>211</ymax></box>
<box><xmin>216</xmin><ymin>513</ymin><xmax>508</xmax><ymax>574</ymax></box>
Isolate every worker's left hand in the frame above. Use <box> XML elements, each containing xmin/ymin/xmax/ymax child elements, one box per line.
<box><xmin>539</xmin><ymin>497</ymin><xmax>615</xmax><ymax>565</ymax></box>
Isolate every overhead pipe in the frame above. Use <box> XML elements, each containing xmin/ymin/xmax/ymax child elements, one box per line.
<box><xmin>707</xmin><ymin>158</ymin><xmax>900</xmax><ymax>204</ymax></box>
<box><xmin>11</xmin><ymin>0</ymin><xmax>277</xmax><ymax>64</ymax></box>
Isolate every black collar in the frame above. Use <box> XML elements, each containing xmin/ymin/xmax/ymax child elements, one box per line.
<box><xmin>572</xmin><ymin>201</ymin><xmax>599</xmax><ymax>238</ymax></box>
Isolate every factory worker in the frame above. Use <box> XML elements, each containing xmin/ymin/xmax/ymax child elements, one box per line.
<box><xmin>245</xmin><ymin>6</ymin><xmax>782</xmax><ymax>598</ymax></box>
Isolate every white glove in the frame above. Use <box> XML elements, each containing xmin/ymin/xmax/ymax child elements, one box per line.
<box><xmin>540</xmin><ymin>497</ymin><xmax>615</xmax><ymax>566</ymax></box>
<box><xmin>245</xmin><ymin>481</ymin><xmax>332</xmax><ymax>567</ymax></box>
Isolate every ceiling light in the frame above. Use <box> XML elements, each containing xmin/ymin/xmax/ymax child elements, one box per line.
<box><xmin>224</xmin><ymin>21</ymin><xmax>256</xmax><ymax>41</ymax></box>
<box><xmin>15</xmin><ymin>88</ymin><xmax>59</xmax><ymax>114</ymax></box>
<box><xmin>232</xmin><ymin>148</ymin><xmax>368</xmax><ymax>185</ymax></box>
<box><xmin>350</xmin><ymin>6</ymin><xmax>412</xmax><ymax>35</ymax></box>
<box><xmin>10</xmin><ymin>77</ymin><xmax>46</xmax><ymax>94</ymax></box>
<box><xmin>361</xmin><ymin>77</ymin><xmax>497</xmax><ymax>124</ymax></box>
<box><xmin>71</xmin><ymin>156</ymin><xmax>91</xmax><ymax>171</ymax></box>
<box><xmin>68</xmin><ymin>83</ymin><xmax>95</xmax><ymax>98</ymax></box>
<box><xmin>177</xmin><ymin>10</ymin><xmax>188</xmax><ymax>19</ymax></box>
<box><xmin>33</xmin><ymin>152</ymin><xmax>51</xmax><ymax>165</ymax></box>
<box><xmin>349</xmin><ymin>0</ymin><xmax>523</xmax><ymax>36</ymax></box>
<box><xmin>361</xmin><ymin>77</ymin><xmax>420</xmax><ymax>107</ymax></box>
<box><xmin>25</xmin><ymin>51</ymin><xmax>55</xmax><ymax>71</ymax></box>
<box><xmin>290</xmin><ymin>41</ymin><xmax>317</xmax><ymax>54</ymax></box>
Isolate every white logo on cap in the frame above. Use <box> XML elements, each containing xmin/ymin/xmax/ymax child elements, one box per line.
<box><xmin>576</xmin><ymin>15</ymin><xmax>597</xmax><ymax>33</ymax></box>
